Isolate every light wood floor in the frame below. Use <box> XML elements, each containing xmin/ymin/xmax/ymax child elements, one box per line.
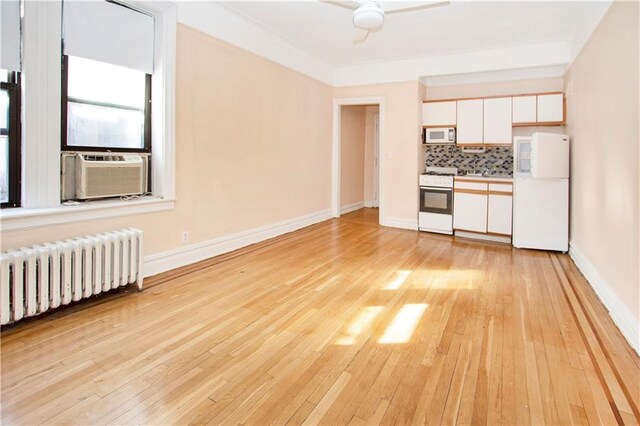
<box><xmin>1</xmin><ymin>209</ymin><xmax>639</xmax><ymax>425</ymax></box>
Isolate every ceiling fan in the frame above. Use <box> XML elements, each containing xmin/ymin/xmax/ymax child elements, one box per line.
<box><xmin>324</xmin><ymin>0</ymin><xmax>449</xmax><ymax>43</ymax></box>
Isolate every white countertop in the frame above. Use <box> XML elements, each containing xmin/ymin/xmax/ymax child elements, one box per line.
<box><xmin>454</xmin><ymin>175</ymin><xmax>513</xmax><ymax>183</ymax></box>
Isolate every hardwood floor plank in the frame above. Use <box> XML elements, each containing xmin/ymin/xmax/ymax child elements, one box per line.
<box><xmin>303</xmin><ymin>371</ymin><xmax>352</xmax><ymax>425</ymax></box>
<box><xmin>1</xmin><ymin>208</ymin><xmax>638</xmax><ymax>425</ymax></box>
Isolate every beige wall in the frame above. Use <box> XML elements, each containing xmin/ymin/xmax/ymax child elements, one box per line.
<box><xmin>334</xmin><ymin>82</ymin><xmax>423</xmax><ymax>223</ymax></box>
<box><xmin>1</xmin><ymin>24</ymin><xmax>333</xmax><ymax>256</ymax></box>
<box><xmin>418</xmin><ymin>83</ymin><xmax>427</xmax><ymax>175</ymax></box>
<box><xmin>364</xmin><ymin>106</ymin><xmax>379</xmax><ymax>204</ymax></box>
<box><xmin>340</xmin><ymin>106</ymin><xmax>366</xmax><ymax>208</ymax></box>
<box><xmin>564</xmin><ymin>1</ymin><xmax>639</xmax><ymax>322</ymax></box>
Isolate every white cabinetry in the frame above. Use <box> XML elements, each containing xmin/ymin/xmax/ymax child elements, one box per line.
<box><xmin>488</xmin><ymin>194</ymin><xmax>513</xmax><ymax>235</ymax></box>
<box><xmin>454</xmin><ymin>179</ymin><xmax>513</xmax><ymax>240</ymax></box>
<box><xmin>483</xmin><ymin>97</ymin><xmax>512</xmax><ymax>144</ymax></box>
<box><xmin>537</xmin><ymin>94</ymin><xmax>564</xmax><ymax>123</ymax></box>
<box><xmin>512</xmin><ymin>95</ymin><xmax>537</xmax><ymax>124</ymax></box>
<box><xmin>454</xmin><ymin>191</ymin><xmax>488</xmax><ymax>233</ymax></box>
<box><xmin>423</xmin><ymin>92</ymin><xmax>565</xmax><ymax>146</ymax></box>
<box><xmin>422</xmin><ymin>101</ymin><xmax>456</xmax><ymax>127</ymax></box>
<box><xmin>456</xmin><ymin>99</ymin><xmax>483</xmax><ymax>144</ymax></box>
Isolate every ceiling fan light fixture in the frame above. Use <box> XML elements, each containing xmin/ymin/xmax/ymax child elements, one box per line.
<box><xmin>353</xmin><ymin>2</ymin><xmax>384</xmax><ymax>30</ymax></box>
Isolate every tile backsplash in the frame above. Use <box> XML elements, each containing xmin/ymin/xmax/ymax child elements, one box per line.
<box><xmin>425</xmin><ymin>145</ymin><xmax>513</xmax><ymax>176</ymax></box>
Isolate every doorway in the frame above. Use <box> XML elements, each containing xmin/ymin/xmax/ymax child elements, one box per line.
<box><xmin>332</xmin><ymin>97</ymin><xmax>385</xmax><ymax>223</ymax></box>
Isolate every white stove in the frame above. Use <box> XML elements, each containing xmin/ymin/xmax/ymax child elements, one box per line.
<box><xmin>419</xmin><ymin>167</ymin><xmax>457</xmax><ymax>235</ymax></box>
<box><xmin>419</xmin><ymin>174</ymin><xmax>454</xmax><ymax>188</ymax></box>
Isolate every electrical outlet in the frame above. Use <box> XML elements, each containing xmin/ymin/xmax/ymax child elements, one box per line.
<box><xmin>181</xmin><ymin>231</ymin><xmax>189</xmax><ymax>243</ymax></box>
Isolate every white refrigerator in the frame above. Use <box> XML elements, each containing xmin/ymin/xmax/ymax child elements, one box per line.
<box><xmin>513</xmin><ymin>133</ymin><xmax>570</xmax><ymax>252</ymax></box>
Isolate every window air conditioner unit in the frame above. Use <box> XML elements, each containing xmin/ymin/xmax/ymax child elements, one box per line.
<box><xmin>73</xmin><ymin>153</ymin><xmax>147</xmax><ymax>200</ymax></box>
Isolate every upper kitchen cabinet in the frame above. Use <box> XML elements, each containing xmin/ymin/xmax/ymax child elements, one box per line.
<box><xmin>456</xmin><ymin>99</ymin><xmax>483</xmax><ymax>145</ymax></box>
<box><xmin>422</xmin><ymin>101</ymin><xmax>456</xmax><ymax>127</ymax></box>
<box><xmin>537</xmin><ymin>93</ymin><xmax>564</xmax><ymax>124</ymax></box>
<box><xmin>483</xmin><ymin>97</ymin><xmax>512</xmax><ymax>144</ymax></box>
<box><xmin>512</xmin><ymin>95</ymin><xmax>537</xmax><ymax>124</ymax></box>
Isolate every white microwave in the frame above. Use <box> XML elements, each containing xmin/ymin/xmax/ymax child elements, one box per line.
<box><xmin>423</xmin><ymin>127</ymin><xmax>456</xmax><ymax>144</ymax></box>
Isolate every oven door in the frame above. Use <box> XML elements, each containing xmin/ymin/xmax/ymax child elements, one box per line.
<box><xmin>420</xmin><ymin>186</ymin><xmax>453</xmax><ymax>215</ymax></box>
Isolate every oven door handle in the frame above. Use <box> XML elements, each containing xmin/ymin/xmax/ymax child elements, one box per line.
<box><xmin>420</xmin><ymin>186</ymin><xmax>453</xmax><ymax>192</ymax></box>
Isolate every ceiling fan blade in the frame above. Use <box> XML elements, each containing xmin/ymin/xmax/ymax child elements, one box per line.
<box><xmin>353</xmin><ymin>27</ymin><xmax>370</xmax><ymax>44</ymax></box>
<box><xmin>321</xmin><ymin>0</ymin><xmax>361</xmax><ymax>11</ymax></box>
<box><xmin>383</xmin><ymin>0</ymin><xmax>449</xmax><ymax>14</ymax></box>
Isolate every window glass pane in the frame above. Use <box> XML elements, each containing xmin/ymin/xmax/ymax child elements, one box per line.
<box><xmin>65</xmin><ymin>56</ymin><xmax>148</xmax><ymax>149</ymax></box>
<box><xmin>0</xmin><ymin>89</ymin><xmax>8</xmax><ymax>130</ymax></box>
<box><xmin>0</xmin><ymin>69</ymin><xmax>9</xmax><ymax>83</ymax></box>
<box><xmin>0</xmin><ymin>88</ymin><xmax>8</xmax><ymax>203</ymax></box>
<box><xmin>0</xmin><ymin>136</ymin><xmax>8</xmax><ymax>203</ymax></box>
<box><xmin>67</xmin><ymin>56</ymin><xmax>146</xmax><ymax>108</ymax></box>
<box><xmin>67</xmin><ymin>102</ymin><xmax>144</xmax><ymax>149</ymax></box>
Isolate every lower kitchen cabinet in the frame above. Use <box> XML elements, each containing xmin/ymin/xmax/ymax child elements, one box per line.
<box><xmin>454</xmin><ymin>178</ymin><xmax>513</xmax><ymax>241</ymax></box>
<box><xmin>487</xmin><ymin>194</ymin><xmax>513</xmax><ymax>235</ymax></box>
<box><xmin>453</xmin><ymin>192</ymin><xmax>487</xmax><ymax>233</ymax></box>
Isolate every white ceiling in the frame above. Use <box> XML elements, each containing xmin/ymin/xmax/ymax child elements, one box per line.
<box><xmin>220</xmin><ymin>1</ymin><xmax>612</xmax><ymax>67</ymax></box>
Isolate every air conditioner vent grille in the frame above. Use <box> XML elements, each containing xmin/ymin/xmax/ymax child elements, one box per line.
<box><xmin>85</xmin><ymin>167</ymin><xmax>144</xmax><ymax>198</ymax></box>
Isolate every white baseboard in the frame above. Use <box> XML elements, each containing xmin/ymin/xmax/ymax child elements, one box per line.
<box><xmin>340</xmin><ymin>202</ymin><xmax>364</xmax><ymax>215</ymax></box>
<box><xmin>380</xmin><ymin>216</ymin><xmax>418</xmax><ymax>231</ymax></box>
<box><xmin>144</xmin><ymin>209</ymin><xmax>332</xmax><ymax>278</ymax></box>
<box><xmin>364</xmin><ymin>201</ymin><xmax>378</xmax><ymax>208</ymax></box>
<box><xmin>569</xmin><ymin>242</ymin><xmax>640</xmax><ymax>355</ymax></box>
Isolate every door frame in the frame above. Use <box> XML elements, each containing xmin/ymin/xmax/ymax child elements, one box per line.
<box><xmin>332</xmin><ymin>96</ymin><xmax>385</xmax><ymax>221</ymax></box>
<box><xmin>372</xmin><ymin>112</ymin><xmax>380</xmax><ymax>208</ymax></box>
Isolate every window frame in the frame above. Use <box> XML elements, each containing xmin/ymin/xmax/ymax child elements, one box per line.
<box><xmin>1</xmin><ymin>72</ymin><xmax>22</xmax><ymax>208</ymax></box>
<box><xmin>60</xmin><ymin>54</ymin><xmax>152</xmax><ymax>154</ymax></box>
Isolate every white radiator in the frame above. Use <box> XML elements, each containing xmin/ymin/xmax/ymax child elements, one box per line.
<box><xmin>0</xmin><ymin>228</ymin><xmax>143</xmax><ymax>325</ymax></box>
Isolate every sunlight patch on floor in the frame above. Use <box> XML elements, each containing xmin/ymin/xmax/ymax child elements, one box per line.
<box><xmin>420</xmin><ymin>270</ymin><xmax>480</xmax><ymax>290</ymax></box>
<box><xmin>382</xmin><ymin>270</ymin><xmax>411</xmax><ymax>290</ymax></box>
<box><xmin>378</xmin><ymin>303</ymin><xmax>428</xmax><ymax>344</ymax></box>
<box><xmin>334</xmin><ymin>306</ymin><xmax>384</xmax><ymax>346</ymax></box>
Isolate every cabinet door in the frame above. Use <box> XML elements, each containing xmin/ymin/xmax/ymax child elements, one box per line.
<box><xmin>456</xmin><ymin>99</ymin><xmax>483</xmax><ymax>144</ymax></box>
<box><xmin>512</xmin><ymin>95</ymin><xmax>536</xmax><ymax>124</ymax></box>
<box><xmin>483</xmin><ymin>97</ymin><xmax>512</xmax><ymax>144</ymax></box>
<box><xmin>422</xmin><ymin>101</ymin><xmax>456</xmax><ymax>126</ymax></box>
<box><xmin>488</xmin><ymin>194</ymin><xmax>513</xmax><ymax>235</ymax></box>
<box><xmin>537</xmin><ymin>94</ymin><xmax>564</xmax><ymax>123</ymax></box>
<box><xmin>453</xmin><ymin>192</ymin><xmax>487</xmax><ymax>233</ymax></box>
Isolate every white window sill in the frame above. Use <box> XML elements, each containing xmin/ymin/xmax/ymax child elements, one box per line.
<box><xmin>0</xmin><ymin>197</ymin><xmax>175</xmax><ymax>232</ymax></box>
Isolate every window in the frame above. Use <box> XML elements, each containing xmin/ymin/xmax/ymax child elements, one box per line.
<box><xmin>1</xmin><ymin>0</ymin><xmax>176</xmax><ymax>231</ymax></box>
<box><xmin>61</xmin><ymin>55</ymin><xmax>151</xmax><ymax>152</ymax></box>
<box><xmin>0</xmin><ymin>69</ymin><xmax>21</xmax><ymax>208</ymax></box>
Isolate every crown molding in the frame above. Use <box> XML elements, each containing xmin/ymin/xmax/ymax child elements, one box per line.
<box><xmin>334</xmin><ymin>41</ymin><xmax>572</xmax><ymax>87</ymax></box>
<box><xmin>420</xmin><ymin>65</ymin><xmax>567</xmax><ymax>87</ymax></box>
